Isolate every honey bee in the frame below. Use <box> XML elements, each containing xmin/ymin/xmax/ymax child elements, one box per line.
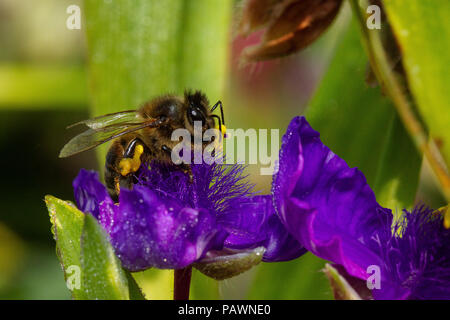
<box><xmin>60</xmin><ymin>90</ymin><xmax>226</xmax><ymax>200</ymax></box>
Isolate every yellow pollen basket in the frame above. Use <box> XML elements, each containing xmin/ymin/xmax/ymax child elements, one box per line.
<box><xmin>215</xmin><ymin>124</ymin><xmax>227</xmax><ymax>137</ymax></box>
<box><xmin>119</xmin><ymin>144</ymin><xmax>144</xmax><ymax>176</ymax></box>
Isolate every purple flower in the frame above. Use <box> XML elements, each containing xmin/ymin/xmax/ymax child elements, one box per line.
<box><xmin>73</xmin><ymin>169</ymin><xmax>112</xmax><ymax>219</ymax></box>
<box><xmin>73</xmin><ymin>114</ymin><xmax>449</xmax><ymax>297</ymax></box>
<box><xmin>273</xmin><ymin>116</ymin><xmax>450</xmax><ymax>299</ymax></box>
<box><xmin>73</xmin><ymin>160</ymin><xmax>304</xmax><ymax>272</ymax></box>
<box><xmin>376</xmin><ymin>206</ymin><xmax>450</xmax><ymax>300</ymax></box>
<box><xmin>273</xmin><ymin>116</ymin><xmax>392</xmax><ymax>278</ymax></box>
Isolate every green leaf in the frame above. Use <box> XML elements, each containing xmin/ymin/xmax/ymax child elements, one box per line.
<box><xmin>323</xmin><ymin>264</ymin><xmax>361</xmax><ymax>300</ymax></box>
<box><xmin>125</xmin><ymin>271</ymin><xmax>147</xmax><ymax>300</ymax></box>
<box><xmin>373</xmin><ymin>114</ymin><xmax>422</xmax><ymax>210</ymax></box>
<box><xmin>306</xmin><ymin>17</ymin><xmax>422</xmax><ymax>210</ymax></box>
<box><xmin>45</xmin><ymin>196</ymin><xmax>145</xmax><ymax>300</ymax></box>
<box><xmin>383</xmin><ymin>1</ymin><xmax>450</xmax><ymax>168</ymax></box>
<box><xmin>45</xmin><ymin>195</ymin><xmax>86</xmax><ymax>299</ymax></box>
<box><xmin>80</xmin><ymin>214</ymin><xmax>130</xmax><ymax>300</ymax></box>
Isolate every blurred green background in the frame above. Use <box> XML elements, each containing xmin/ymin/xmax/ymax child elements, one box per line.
<box><xmin>0</xmin><ymin>0</ymin><xmax>445</xmax><ymax>300</ymax></box>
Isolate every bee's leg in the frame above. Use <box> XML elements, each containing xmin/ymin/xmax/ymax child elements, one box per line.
<box><xmin>105</xmin><ymin>140</ymin><xmax>125</xmax><ymax>201</ymax></box>
<box><xmin>161</xmin><ymin>144</ymin><xmax>193</xmax><ymax>182</ymax></box>
<box><xmin>104</xmin><ymin>169</ymin><xmax>120</xmax><ymax>202</ymax></box>
<box><xmin>105</xmin><ymin>137</ymin><xmax>145</xmax><ymax>201</ymax></box>
<box><xmin>119</xmin><ymin>138</ymin><xmax>145</xmax><ymax>177</ymax></box>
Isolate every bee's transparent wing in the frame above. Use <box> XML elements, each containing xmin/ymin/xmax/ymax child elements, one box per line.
<box><xmin>67</xmin><ymin>110</ymin><xmax>140</xmax><ymax>130</ymax></box>
<box><xmin>59</xmin><ymin>121</ymin><xmax>158</xmax><ymax>158</ymax></box>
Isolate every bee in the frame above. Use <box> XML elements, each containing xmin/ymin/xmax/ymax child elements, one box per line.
<box><xmin>60</xmin><ymin>90</ymin><xmax>226</xmax><ymax>200</ymax></box>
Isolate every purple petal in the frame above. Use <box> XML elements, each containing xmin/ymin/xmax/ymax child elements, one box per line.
<box><xmin>219</xmin><ymin>195</ymin><xmax>306</xmax><ymax>262</ymax></box>
<box><xmin>137</xmin><ymin>160</ymin><xmax>255</xmax><ymax>216</ymax></box>
<box><xmin>263</xmin><ymin>213</ymin><xmax>307</xmax><ymax>261</ymax></box>
<box><xmin>73</xmin><ymin>169</ymin><xmax>111</xmax><ymax>218</ymax></box>
<box><xmin>101</xmin><ymin>185</ymin><xmax>227</xmax><ymax>271</ymax></box>
<box><xmin>137</xmin><ymin>161</ymin><xmax>303</xmax><ymax>260</ymax></box>
<box><xmin>273</xmin><ymin>116</ymin><xmax>392</xmax><ymax>279</ymax></box>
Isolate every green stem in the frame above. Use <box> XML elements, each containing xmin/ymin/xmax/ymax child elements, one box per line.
<box><xmin>349</xmin><ymin>0</ymin><xmax>450</xmax><ymax>202</ymax></box>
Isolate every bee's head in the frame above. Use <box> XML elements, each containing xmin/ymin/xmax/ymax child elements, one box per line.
<box><xmin>142</xmin><ymin>90</ymin><xmax>225</xmax><ymax>138</ymax></box>
<box><xmin>184</xmin><ymin>90</ymin><xmax>215</xmax><ymax>131</ymax></box>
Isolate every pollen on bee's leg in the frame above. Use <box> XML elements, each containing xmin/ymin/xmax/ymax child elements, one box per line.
<box><xmin>215</xmin><ymin>124</ymin><xmax>227</xmax><ymax>138</ymax></box>
<box><xmin>115</xmin><ymin>179</ymin><xmax>121</xmax><ymax>196</ymax></box>
<box><xmin>119</xmin><ymin>144</ymin><xmax>144</xmax><ymax>176</ymax></box>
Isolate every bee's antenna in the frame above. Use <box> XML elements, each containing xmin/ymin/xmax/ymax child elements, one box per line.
<box><xmin>210</xmin><ymin>101</ymin><xmax>225</xmax><ymax>125</ymax></box>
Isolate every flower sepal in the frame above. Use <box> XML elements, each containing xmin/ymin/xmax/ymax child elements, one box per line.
<box><xmin>193</xmin><ymin>246</ymin><xmax>265</xmax><ymax>280</ymax></box>
<box><xmin>44</xmin><ymin>195</ymin><xmax>146</xmax><ymax>300</ymax></box>
<box><xmin>323</xmin><ymin>264</ymin><xmax>372</xmax><ymax>300</ymax></box>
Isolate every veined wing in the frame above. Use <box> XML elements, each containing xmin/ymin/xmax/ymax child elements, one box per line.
<box><xmin>59</xmin><ymin>120</ymin><xmax>159</xmax><ymax>158</ymax></box>
<box><xmin>67</xmin><ymin>110</ymin><xmax>140</xmax><ymax>130</ymax></box>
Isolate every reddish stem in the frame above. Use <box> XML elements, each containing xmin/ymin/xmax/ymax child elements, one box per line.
<box><xmin>173</xmin><ymin>266</ymin><xmax>192</xmax><ymax>300</ymax></box>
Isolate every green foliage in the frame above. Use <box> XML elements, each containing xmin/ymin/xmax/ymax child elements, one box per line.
<box><xmin>248</xmin><ymin>253</ymin><xmax>332</xmax><ymax>300</ymax></box>
<box><xmin>45</xmin><ymin>195</ymin><xmax>145</xmax><ymax>300</ymax></box>
<box><xmin>45</xmin><ymin>195</ymin><xmax>85</xmax><ymax>299</ymax></box>
<box><xmin>0</xmin><ymin>65</ymin><xmax>87</xmax><ymax>109</ymax></box>
<box><xmin>373</xmin><ymin>115</ymin><xmax>422</xmax><ymax>211</ymax></box>
<box><xmin>307</xmin><ymin>19</ymin><xmax>422</xmax><ymax>211</ymax></box>
<box><xmin>323</xmin><ymin>264</ymin><xmax>361</xmax><ymax>300</ymax></box>
<box><xmin>80</xmin><ymin>214</ymin><xmax>132</xmax><ymax>300</ymax></box>
<box><xmin>125</xmin><ymin>270</ymin><xmax>147</xmax><ymax>300</ymax></box>
<box><xmin>190</xmin><ymin>269</ymin><xmax>220</xmax><ymax>299</ymax></box>
<box><xmin>383</xmin><ymin>1</ymin><xmax>450</xmax><ymax>167</ymax></box>
<box><xmin>194</xmin><ymin>247</ymin><xmax>265</xmax><ymax>281</ymax></box>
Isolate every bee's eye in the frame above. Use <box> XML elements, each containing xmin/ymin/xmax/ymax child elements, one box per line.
<box><xmin>187</xmin><ymin>106</ymin><xmax>206</xmax><ymax>125</ymax></box>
